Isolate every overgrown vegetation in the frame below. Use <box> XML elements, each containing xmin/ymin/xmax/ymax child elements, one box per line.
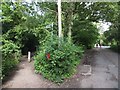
<box><xmin>34</xmin><ymin>35</ymin><xmax>84</xmax><ymax>83</ymax></box>
<box><xmin>0</xmin><ymin>38</ymin><xmax>21</xmax><ymax>80</ymax></box>
<box><xmin>72</xmin><ymin>21</ymin><xmax>99</xmax><ymax>49</ymax></box>
<box><xmin>103</xmin><ymin>2</ymin><xmax>119</xmax><ymax>53</ymax></box>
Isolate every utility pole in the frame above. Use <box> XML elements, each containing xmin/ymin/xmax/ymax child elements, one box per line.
<box><xmin>58</xmin><ymin>0</ymin><xmax>62</xmax><ymax>44</ymax></box>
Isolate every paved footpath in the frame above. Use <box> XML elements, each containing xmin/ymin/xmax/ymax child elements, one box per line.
<box><xmin>2</xmin><ymin>48</ymin><xmax>118</xmax><ymax>88</ymax></box>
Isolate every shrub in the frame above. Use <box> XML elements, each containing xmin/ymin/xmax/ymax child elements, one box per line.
<box><xmin>110</xmin><ymin>44</ymin><xmax>120</xmax><ymax>53</ymax></box>
<box><xmin>34</xmin><ymin>35</ymin><xmax>84</xmax><ymax>83</ymax></box>
<box><xmin>0</xmin><ymin>38</ymin><xmax>21</xmax><ymax>80</ymax></box>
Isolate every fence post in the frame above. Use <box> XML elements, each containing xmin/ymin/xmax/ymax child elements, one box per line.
<box><xmin>28</xmin><ymin>51</ymin><xmax>31</xmax><ymax>62</ymax></box>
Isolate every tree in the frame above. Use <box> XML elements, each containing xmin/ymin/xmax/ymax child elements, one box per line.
<box><xmin>1</xmin><ymin>2</ymin><xmax>54</xmax><ymax>54</ymax></box>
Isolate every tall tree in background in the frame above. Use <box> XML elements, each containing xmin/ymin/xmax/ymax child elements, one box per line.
<box><xmin>1</xmin><ymin>2</ymin><xmax>119</xmax><ymax>50</ymax></box>
<box><xmin>62</xmin><ymin>2</ymin><xmax>118</xmax><ymax>48</ymax></box>
<box><xmin>103</xmin><ymin>2</ymin><xmax>119</xmax><ymax>46</ymax></box>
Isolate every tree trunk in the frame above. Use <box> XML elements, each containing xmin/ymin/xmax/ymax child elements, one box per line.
<box><xmin>68</xmin><ymin>3</ymin><xmax>74</xmax><ymax>43</ymax></box>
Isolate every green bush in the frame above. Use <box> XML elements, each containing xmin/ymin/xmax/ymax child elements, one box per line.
<box><xmin>110</xmin><ymin>44</ymin><xmax>120</xmax><ymax>53</ymax></box>
<box><xmin>0</xmin><ymin>38</ymin><xmax>21</xmax><ymax>80</ymax></box>
<box><xmin>34</xmin><ymin>35</ymin><xmax>84</xmax><ymax>83</ymax></box>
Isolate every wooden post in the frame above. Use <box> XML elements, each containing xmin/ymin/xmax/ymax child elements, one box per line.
<box><xmin>28</xmin><ymin>51</ymin><xmax>31</xmax><ymax>62</ymax></box>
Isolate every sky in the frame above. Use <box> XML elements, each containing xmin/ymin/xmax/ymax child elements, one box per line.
<box><xmin>97</xmin><ymin>22</ymin><xmax>111</xmax><ymax>34</ymax></box>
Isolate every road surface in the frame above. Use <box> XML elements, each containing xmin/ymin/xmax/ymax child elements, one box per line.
<box><xmin>80</xmin><ymin>48</ymin><xmax>118</xmax><ymax>88</ymax></box>
<box><xmin>2</xmin><ymin>48</ymin><xmax>118</xmax><ymax>88</ymax></box>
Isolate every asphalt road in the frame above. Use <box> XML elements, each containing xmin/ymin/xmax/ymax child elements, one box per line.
<box><xmin>80</xmin><ymin>48</ymin><xmax>118</xmax><ymax>88</ymax></box>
